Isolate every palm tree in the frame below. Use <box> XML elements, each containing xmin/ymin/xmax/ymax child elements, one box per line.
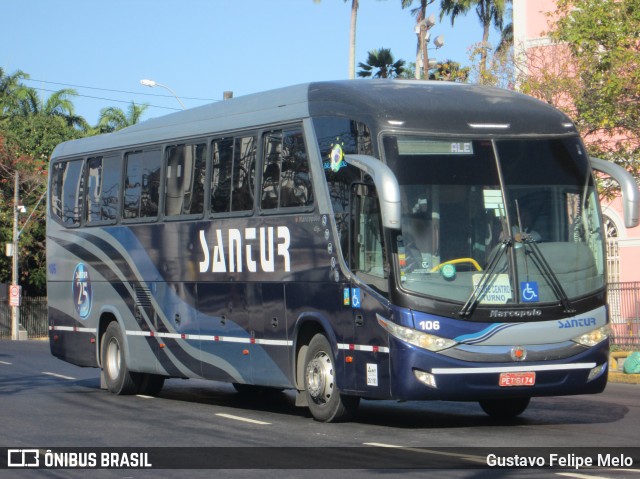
<box><xmin>97</xmin><ymin>102</ymin><xmax>149</xmax><ymax>133</ymax></box>
<box><xmin>401</xmin><ymin>0</ymin><xmax>436</xmax><ymax>79</ymax></box>
<box><xmin>357</xmin><ymin>48</ymin><xmax>406</xmax><ymax>78</ymax></box>
<box><xmin>439</xmin><ymin>0</ymin><xmax>510</xmax><ymax>77</ymax></box>
<box><xmin>0</xmin><ymin>68</ymin><xmax>29</xmax><ymax>117</ymax></box>
<box><xmin>13</xmin><ymin>86</ymin><xmax>89</xmax><ymax>132</ymax></box>
<box><xmin>314</xmin><ymin>0</ymin><xmax>359</xmax><ymax>79</ymax></box>
<box><xmin>495</xmin><ymin>6</ymin><xmax>513</xmax><ymax>55</ymax></box>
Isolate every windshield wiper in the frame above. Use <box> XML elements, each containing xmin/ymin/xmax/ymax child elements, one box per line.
<box><xmin>458</xmin><ymin>238</ymin><xmax>513</xmax><ymax>318</ymax></box>
<box><xmin>520</xmin><ymin>235</ymin><xmax>576</xmax><ymax>314</ymax></box>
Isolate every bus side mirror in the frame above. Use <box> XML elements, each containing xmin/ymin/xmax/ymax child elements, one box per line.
<box><xmin>344</xmin><ymin>154</ymin><xmax>401</xmax><ymax>230</ymax></box>
<box><xmin>590</xmin><ymin>157</ymin><xmax>640</xmax><ymax>228</ymax></box>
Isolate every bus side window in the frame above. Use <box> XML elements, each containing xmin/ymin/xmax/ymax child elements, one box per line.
<box><xmin>261</xmin><ymin>132</ymin><xmax>282</xmax><ymax>210</ymax></box>
<box><xmin>85</xmin><ymin>155</ymin><xmax>121</xmax><ymax>225</ymax></box>
<box><xmin>124</xmin><ymin>150</ymin><xmax>161</xmax><ymax>220</ymax></box>
<box><xmin>60</xmin><ymin>159</ymin><xmax>85</xmax><ymax>227</ymax></box>
<box><xmin>351</xmin><ymin>183</ymin><xmax>389</xmax><ymax>294</ymax></box>
<box><xmin>100</xmin><ymin>155</ymin><xmax>121</xmax><ymax>222</ymax></box>
<box><xmin>211</xmin><ymin>138</ymin><xmax>233</xmax><ymax>214</ymax></box>
<box><xmin>86</xmin><ymin>157</ymin><xmax>103</xmax><ymax>223</ymax></box>
<box><xmin>50</xmin><ymin>161</ymin><xmax>64</xmax><ymax>221</ymax></box>
<box><xmin>231</xmin><ymin>136</ymin><xmax>256</xmax><ymax>212</ymax></box>
<box><xmin>165</xmin><ymin>143</ymin><xmax>206</xmax><ymax>217</ymax></box>
<box><xmin>280</xmin><ymin>129</ymin><xmax>312</xmax><ymax>208</ymax></box>
<box><xmin>261</xmin><ymin>128</ymin><xmax>313</xmax><ymax>211</ymax></box>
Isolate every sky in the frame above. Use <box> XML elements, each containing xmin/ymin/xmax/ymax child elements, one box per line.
<box><xmin>1</xmin><ymin>0</ymin><xmax>498</xmax><ymax>125</ymax></box>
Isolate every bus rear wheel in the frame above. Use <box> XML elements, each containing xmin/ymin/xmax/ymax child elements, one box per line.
<box><xmin>479</xmin><ymin>397</ymin><xmax>530</xmax><ymax>419</ymax></box>
<box><xmin>101</xmin><ymin>321</ymin><xmax>141</xmax><ymax>395</ymax></box>
<box><xmin>304</xmin><ymin>334</ymin><xmax>359</xmax><ymax>422</ymax></box>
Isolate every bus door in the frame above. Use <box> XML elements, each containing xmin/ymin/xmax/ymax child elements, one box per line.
<box><xmin>349</xmin><ymin>183</ymin><xmax>392</xmax><ymax>395</ymax></box>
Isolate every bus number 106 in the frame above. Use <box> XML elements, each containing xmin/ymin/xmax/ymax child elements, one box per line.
<box><xmin>418</xmin><ymin>321</ymin><xmax>440</xmax><ymax>331</ymax></box>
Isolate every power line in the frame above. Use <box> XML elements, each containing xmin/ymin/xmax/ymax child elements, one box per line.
<box><xmin>30</xmin><ymin>86</ymin><xmax>182</xmax><ymax>111</ymax></box>
<box><xmin>23</xmin><ymin>78</ymin><xmax>218</xmax><ymax>102</ymax></box>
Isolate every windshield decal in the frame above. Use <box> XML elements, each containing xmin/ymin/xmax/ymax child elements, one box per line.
<box><xmin>473</xmin><ymin>273</ymin><xmax>512</xmax><ymax>304</ymax></box>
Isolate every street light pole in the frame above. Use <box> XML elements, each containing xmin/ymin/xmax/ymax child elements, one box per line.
<box><xmin>11</xmin><ymin>171</ymin><xmax>20</xmax><ymax>341</ymax></box>
<box><xmin>415</xmin><ymin>14</ymin><xmax>444</xmax><ymax>80</ymax></box>
<box><xmin>140</xmin><ymin>79</ymin><xmax>186</xmax><ymax>110</ymax></box>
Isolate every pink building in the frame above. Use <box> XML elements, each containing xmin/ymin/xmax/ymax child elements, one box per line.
<box><xmin>513</xmin><ymin>0</ymin><xmax>640</xmax><ymax>285</ymax></box>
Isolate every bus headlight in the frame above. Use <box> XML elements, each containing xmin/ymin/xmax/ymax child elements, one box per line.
<box><xmin>377</xmin><ymin>316</ymin><xmax>457</xmax><ymax>352</ymax></box>
<box><xmin>573</xmin><ymin>325</ymin><xmax>610</xmax><ymax>347</ymax></box>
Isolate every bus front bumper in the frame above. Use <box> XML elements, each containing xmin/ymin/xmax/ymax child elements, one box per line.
<box><xmin>388</xmin><ymin>337</ymin><xmax>609</xmax><ymax>401</ymax></box>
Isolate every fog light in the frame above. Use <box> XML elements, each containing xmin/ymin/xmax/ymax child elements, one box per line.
<box><xmin>587</xmin><ymin>362</ymin><xmax>607</xmax><ymax>382</ymax></box>
<box><xmin>414</xmin><ymin>369</ymin><xmax>437</xmax><ymax>388</ymax></box>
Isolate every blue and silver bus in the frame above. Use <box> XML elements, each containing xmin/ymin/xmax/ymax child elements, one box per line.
<box><xmin>47</xmin><ymin>80</ymin><xmax>639</xmax><ymax>422</ymax></box>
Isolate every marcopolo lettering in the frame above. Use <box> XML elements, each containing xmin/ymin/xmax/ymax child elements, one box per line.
<box><xmin>198</xmin><ymin>226</ymin><xmax>291</xmax><ymax>274</ymax></box>
<box><xmin>489</xmin><ymin>309</ymin><xmax>542</xmax><ymax>318</ymax></box>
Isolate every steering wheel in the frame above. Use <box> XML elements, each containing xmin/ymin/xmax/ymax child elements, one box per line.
<box><xmin>431</xmin><ymin>258</ymin><xmax>482</xmax><ymax>272</ymax></box>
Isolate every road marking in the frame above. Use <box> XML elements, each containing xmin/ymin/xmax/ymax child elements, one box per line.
<box><xmin>558</xmin><ymin>471</ymin><xmax>640</xmax><ymax>479</ymax></box>
<box><xmin>363</xmin><ymin>442</ymin><xmax>486</xmax><ymax>465</ymax></box>
<box><xmin>215</xmin><ymin>413</ymin><xmax>271</xmax><ymax>425</ymax></box>
<box><xmin>42</xmin><ymin>371</ymin><xmax>76</xmax><ymax>380</ymax></box>
<box><xmin>136</xmin><ymin>395</ymin><xmax>155</xmax><ymax>399</ymax></box>
<box><xmin>0</xmin><ymin>361</ymin><xmax>12</xmax><ymax>365</ymax></box>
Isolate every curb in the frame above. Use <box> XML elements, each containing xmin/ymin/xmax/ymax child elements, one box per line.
<box><xmin>608</xmin><ymin>351</ymin><xmax>640</xmax><ymax>384</ymax></box>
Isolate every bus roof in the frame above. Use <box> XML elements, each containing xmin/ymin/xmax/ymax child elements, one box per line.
<box><xmin>51</xmin><ymin>80</ymin><xmax>577</xmax><ymax>160</ymax></box>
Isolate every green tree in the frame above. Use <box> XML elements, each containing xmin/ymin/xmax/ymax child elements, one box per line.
<box><xmin>520</xmin><ymin>0</ymin><xmax>640</xmax><ymax>185</ymax></box>
<box><xmin>97</xmin><ymin>102</ymin><xmax>149</xmax><ymax>133</ymax></box>
<box><xmin>429</xmin><ymin>59</ymin><xmax>470</xmax><ymax>82</ymax></box>
<box><xmin>0</xmin><ymin>68</ymin><xmax>29</xmax><ymax>118</ymax></box>
<box><xmin>357</xmin><ymin>48</ymin><xmax>406</xmax><ymax>78</ymax></box>
<box><xmin>0</xmin><ymin>69</ymin><xmax>88</xmax><ymax>295</ymax></box>
<box><xmin>12</xmin><ymin>86</ymin><xmax>89</xmax><ymax>132</ymax></box>
<box><xmin>0</xmin><ymin>132</ymin><xmax>50</xmax><ymax>295</ymax></box>
<box><xmin>439</xmin><ymin>0</ymin><xmax>510</xmax><ymax>78</ymax></box>
<box><xmin>314</xmin><ymin>0</ymin><xmax>359</xmax><ymax>79</ymax></box>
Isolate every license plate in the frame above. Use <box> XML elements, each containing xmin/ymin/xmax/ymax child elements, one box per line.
<box><xmin>499</xmin><ymin>372</ymin><xmax>536</xmax><ymax>387</ymax></box>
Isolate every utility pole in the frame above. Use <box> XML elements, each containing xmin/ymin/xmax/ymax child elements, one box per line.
<box><xmin>11</xmin><ymin>171</ymin><xmax>20</xmax><ymax>340</ymax></box>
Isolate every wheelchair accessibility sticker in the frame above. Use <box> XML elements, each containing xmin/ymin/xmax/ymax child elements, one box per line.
<box><xmin>352</xmin><ymin>288</ymin><xmax>361</xmax><ymax>309</ymax></box>
<box><xmin>520</xmin><ymin>282</ymin><xmax>539</xmax><ymax>303</ymax></box>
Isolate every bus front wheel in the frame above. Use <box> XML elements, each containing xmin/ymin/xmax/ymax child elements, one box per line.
<box><xmin>303</xmin><ymin>334</ymin><xmax>359</xmax><ymax>422</ymax></box>
<box><xmin>479</xmin><ymin>397</ymin><xmax>530</xmax><ymax>419</ymax></box>
<box><xmin>101</xmin><ymin>322</ymin><xmax>140</xmax><ymax>395</ymax></box>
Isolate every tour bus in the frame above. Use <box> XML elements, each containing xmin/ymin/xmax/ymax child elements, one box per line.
<box><xmin>47</xmin><ymin>80</ymin><xmax>639</xmax><ymax>422</ymax></box>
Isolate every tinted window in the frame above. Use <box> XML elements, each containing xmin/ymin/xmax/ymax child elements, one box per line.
<box><xmin>165</xmin><ymin>143</ymin><xmax>206</xmax><ymax>217</ymax></box>
<box><xmin>85</xmin><ymin>155</ymin><xmax>121</xmax><ymax>224</ymax></box>
<box><xmin>313</xmin><ymin>117</ymin><xmax>373</xmax><ymax>165</ymax></box>
<box><xmin>231</xmin><ymin>136</ymin><xmax>256</xmax><ymax>212</ymax></box>
<box><xmin>210</xmin><ymin>138</ymin><xmax>233</xmax><ymax>214</ymax></box>
<box><xmin>123</xmin><ymin>150</ymin><xmax>161</xmax><ymax>220</ymax></box>
<box><xmin>51</xmin><ymin>159</ymin><xmax>84</xmax><ymax>227</ymax></box>
<box><xmin>101</xmin><ymin>155</ymin><xmax>122</xmax><ymax>222</ymax></box>
<box><xmin>261</xmin><ymin>129</ymin><xmax>313</xmax><ymax>210</ymax></box>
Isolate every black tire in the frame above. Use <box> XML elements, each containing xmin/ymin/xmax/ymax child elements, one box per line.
<box><xmin>479</xmin><ymin>397</ymin><xmax>531</xmax><ymax>419</ymax></box>
<box><xmin>101</xmin><ymin>321</ymin><xmax>141</xmax><ymax>395</ymax></box>
<box><xmin>138</xmin><ymin>374</ymin><xmax>165</xmax><ymax>396</ymax></box>
<box><xmin>303</xmin><ymin>334</ymin><xmax>360</xmax><ymax>422</ymax></box>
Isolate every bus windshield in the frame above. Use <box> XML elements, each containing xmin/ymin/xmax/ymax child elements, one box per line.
<box><xmin>383</xmin><ymin>135</ymin><xmax>605</xmax><ymax>307</ymax></box>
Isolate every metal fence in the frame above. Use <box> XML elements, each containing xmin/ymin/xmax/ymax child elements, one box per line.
<box><xmin>2</xmin><ymin>284</ymin><xmax>640</xmax><ymax>347</ymax></box>
<box><xmin>608</xmin><ymin>282</ymin><xmax>640</xmax><ymax>349</ymax></box>
<box><xmin>0</xmin><ymin>297</ymin><xmax>48</xmax><ymax>339</ymax></box>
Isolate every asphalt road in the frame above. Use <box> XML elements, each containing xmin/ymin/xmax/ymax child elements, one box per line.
<box><xmin>1</xmin><ymin>340</ymin><xmax>639</xmax><ymax>479</ymax></box>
